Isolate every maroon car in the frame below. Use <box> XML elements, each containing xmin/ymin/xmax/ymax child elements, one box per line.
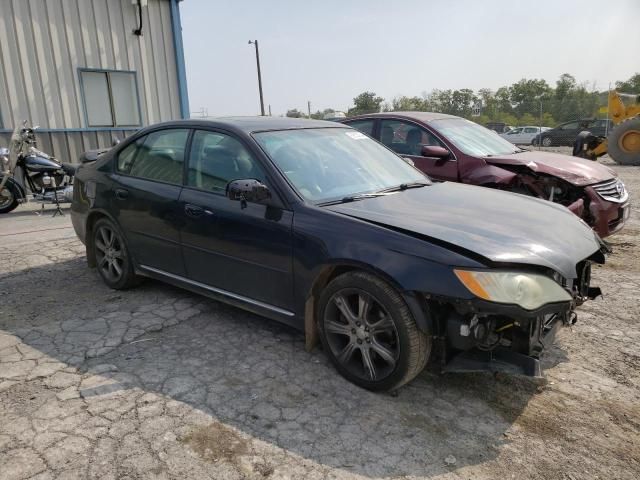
<box><xmin>342</xmin><ymin>112</ymin><xmax>630</xmax><ymax>238</ymax></box>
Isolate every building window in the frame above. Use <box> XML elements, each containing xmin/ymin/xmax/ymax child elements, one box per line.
<box><xmin>80</xmin><ymin>70</ymin><xmax>141</xmax><ymax>127</ymax></box>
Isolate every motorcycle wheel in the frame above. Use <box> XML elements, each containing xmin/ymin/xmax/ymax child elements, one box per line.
<box><xmin>0</xmin><ymin>182</ymin><xmax>19</xmax><ymax>214</ymax></box>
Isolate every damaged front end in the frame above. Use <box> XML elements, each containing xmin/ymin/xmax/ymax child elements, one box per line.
<box><xmin>427</xmin><ymin>255</ymin><xmax>605</xmax><ymax>379</ymax></box>
<box><xmin>480</xmin><ymin>158</ymin><xmax>629</xmax><ymax>238</ymax></box>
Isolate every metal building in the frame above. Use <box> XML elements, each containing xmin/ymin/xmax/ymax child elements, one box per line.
<box><xmin>0</xmin><ymin>0</ymin><xmax>189</xmax><ymax>162</ymax></box>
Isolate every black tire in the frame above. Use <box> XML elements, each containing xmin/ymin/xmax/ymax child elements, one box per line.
<box><xmin>92</xmin><ymin>218</ymin><xmax>139</xmax><ymax>289</ymax></box>
<box><xmin>0</xmin><ymin>181</ymin><xmax>20</xmax><ymax>214</ymax></box>
<box><xmin>607</xmin><ymin>116</ymin><xmax>640</xmax><ymax>166</ymax></box>
<box><xmin>317</xmin><ymin>271</ymin><xmax>430</xmax><ymax>391</ymax></box>
<box><xmin>541</xmin><ymin>136</ymin><xmax>552</xmax><ymax>147</ymax></box>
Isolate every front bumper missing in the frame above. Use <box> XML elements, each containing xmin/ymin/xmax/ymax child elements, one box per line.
<box><xmin>442</xmin><ymin>309</ymin><xmax>566</xmax><ymax>379</ymax></box>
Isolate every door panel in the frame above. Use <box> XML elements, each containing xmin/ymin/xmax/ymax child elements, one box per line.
<box><xmin>111</xmin><ymin>175</ymin><xmax>185</xmax><ymax>274</ymax></box>
<box><xmin>110</xmin><ymin>128</ymin><xmax>189</xmax><ymax>275</ymax></box>
<box><xmin>379</xmin><ymin>119</ymin><xmax>458</xmax><ymax>181</ymax></box>
<box><xmin>179</xmin><ymin>129</ymin><xmax>294</xmax><ymax>310</ymax></box>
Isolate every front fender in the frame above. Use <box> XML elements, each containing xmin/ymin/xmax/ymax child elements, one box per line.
<box><xmin>293</xmin><ymin>207</ymin><xmax>484</xmax><ymax>322</ymax></box>
<box><xmin>464</xmin><ymin>164</ymin><xmax>518</xmax><ymax>186</ymax></box>
<box><xmin>1</xmin><ymin>176</ymin><xmax>27</xmax><ymax>200</ymax></box>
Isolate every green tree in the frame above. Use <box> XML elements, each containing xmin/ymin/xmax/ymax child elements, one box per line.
<box><xmin>552</xmin><ymin>74</ymin><xmax>599</xmax><ymax>121</ymax></box>
<box><xmin>347</xmin><ymin>91</ymin><xmax>384</xmax><ymax>116</ymax></box>
<box><xmin>615</xmin><ymin>73</ymin><xmax>640</xmax><ymax>93</ymax></box>
<box><xmin>509</xmin><ymin>78</ymin><xmax>552</xmax><ymax>117</ymax></box>
<box><xmin>391</xmin><ymin>95</ymin><xmax>426</xmax><ymax>111</ymax></box>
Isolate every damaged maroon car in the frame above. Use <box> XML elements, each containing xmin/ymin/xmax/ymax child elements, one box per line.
<box><xmin>343</xmin><ymin>112</ymin><xmax>630</xmax><ymax>238</ymax></box>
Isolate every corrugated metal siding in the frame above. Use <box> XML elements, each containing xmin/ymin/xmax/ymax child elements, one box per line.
<box><xmin>0</xmin><ymin>0</ymin><xmax>180</xmax><ymax>128</ymax></box>
<box><xmin>0</xmin><ymin>0</ymin><xmax>181</xmax><ymax>162</ymax></box>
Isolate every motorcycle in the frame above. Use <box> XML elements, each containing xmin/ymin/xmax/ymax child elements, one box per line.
<box><xmin>0</xmin><ymin>121</ymin><xmax>76</xmax><ymax>214</ymax></box>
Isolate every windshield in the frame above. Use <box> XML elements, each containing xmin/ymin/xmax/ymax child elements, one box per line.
<box><xmin>254</xmin><ymin>127</ymin><xmax>429</xmax><ymax>203</ymax></box>
<box><xmin>431</xmin><ymin>118</ymin><xmax>522</xmax><ymax>157</ymax></box>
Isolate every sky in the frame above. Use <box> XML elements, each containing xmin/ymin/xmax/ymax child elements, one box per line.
<box><xmin>180</xmin><ymin>0</ymin><xmax>640</xmax><ymax>117</ymax></box>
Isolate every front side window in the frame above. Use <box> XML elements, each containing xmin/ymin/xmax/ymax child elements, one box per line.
<box><xmin>126</xmin><ymin>129</ymin><xmax>188</xmax><ymax>184</ymax></box>
<box><xmin>430</xmin><ymin>118</ymin><xmax>520</xmax><ymax>157</ymax></box>
<box><xmin>508</xmin><ymin>128</ymin><xmax>523</xmax><ymax>134</ymax></box>
<box><xmin>523</xmin><ymin>127</ymin><xmax>538</xmax><ymax>133</ymax></box>
<box><xmin>187</xmin><ymin>130</ymin><xmax>266</xmax><ymax>193</ymax></box>
<box><xmin>80</xmin><ymin>70</ymin><xmax>141</xmax><ymax>127</ymax></box>
<box><xmin>254</xmin><ymin>127</ymin><xmax>428</xmax><ymax>203</ymax></box>
<box><xmin>379</xmin><ymin>120</ymin><xmax>444</xmax><ymax>156</ymax></box>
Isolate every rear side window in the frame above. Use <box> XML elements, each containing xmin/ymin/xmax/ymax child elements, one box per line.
<box><xmin>127</xmin><ymin>129</ymin><xmax>189</xmax><ymax>184</ymax></box>
<box><xmin>117</xmin><ymin>142</ymin><xmax>139</xmax><ymax>173</ymax></box>
<box><xmin>523</xmin><ymin>127</ymin><xmax>538</xmax><ymax>133</ymax></box>
<box><xmin>346</xmin><ymin>119</ymin><xmax>375</xmax><ymax>137</ymax></box>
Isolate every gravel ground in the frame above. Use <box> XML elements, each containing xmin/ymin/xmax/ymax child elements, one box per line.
<box><xmin>0</xmin><ymin>154</ymin><xmax>638</xmax><ymax>480</ymax></box>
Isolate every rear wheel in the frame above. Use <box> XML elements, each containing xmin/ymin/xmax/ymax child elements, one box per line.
<box><xmin>541</xmin><ymin>136</ymin><xmax>552</xmax><ymax>147</ymax></box>
<box><xmin>93</xmin><ymin>218</ymin><xmax>139</xmax><ymax>289</ymax></box>
<box><xmin>608</xmin><ymin>116</ymin><xmax>640</xmax><ymax>166</ymax></box>
<box><xmin>0</xmin><ymin>182</ymin><xmax>20</xmax><ymax>214</ymax></box>
<box><xmin>317</xmin><ymin>271</ymin><xmax>430</xmax><ymax>391</ymax></box>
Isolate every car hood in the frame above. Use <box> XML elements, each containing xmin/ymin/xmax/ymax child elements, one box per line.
<box><xmin>484</xmin><ymin>151</ymin><xmax>616</xmax><ymax>186</ymax></box>
<box><xmin>326</xmin><ymin>182</ymin><xmax>603</xmax><ymax>279</ymax></box>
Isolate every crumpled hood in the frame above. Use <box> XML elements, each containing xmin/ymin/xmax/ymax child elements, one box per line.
<box><xmin>485</xmin><ymin>150</ymin><xmax>616</xmax><ymax>186</ymax></box>
<box><xmin>326</xmin><ymin>182</ymin><xmax>603</xmax><ymax>279</ymax></box>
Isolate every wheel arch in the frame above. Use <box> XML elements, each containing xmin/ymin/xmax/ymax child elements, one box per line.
<box><xmin>84</xmin><ymin>209</ymin><xmax>123</xmax><ymax>268</ymax></box>
<box><xmin>303</xmin><ymin>261</ymin><xmax>432</xmax><ymax>352</ymax></box>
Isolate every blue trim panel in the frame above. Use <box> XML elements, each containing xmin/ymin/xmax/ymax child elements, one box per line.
<box><xmin>170</xmin><ymin>0</ymin><xmax>190</xmax><ymax>119</ymax></box>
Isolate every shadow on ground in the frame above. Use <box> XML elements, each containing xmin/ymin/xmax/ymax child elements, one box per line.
<box><xmin>0</xmin><ymin>255</ymin><xmax>567</xmax><ymax>478</ymax></box>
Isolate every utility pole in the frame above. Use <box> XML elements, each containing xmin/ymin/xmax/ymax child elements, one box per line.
<box><xmin>248</xmin><ymin>40</ymin><xmax>265</xmax><ymax>116</ymax></box>
<box><xmin>308</xmin><ymin>101</ymin><xmax>311</xmax><ymax>118</ymax></box>
<box><xmin>268</xmin><ymin>104</ymin><xmax>272</xmax><ymax>116</ymax></box>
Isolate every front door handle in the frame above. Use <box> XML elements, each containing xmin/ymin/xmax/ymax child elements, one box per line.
<box><xmin>185</xmin><ymin>204</ymin><xmax>213</xmax><ymax>218</ymax></box>
<box><xmin>114</xmin><ymin>188</ymin><xmax>129</xmax><ymax>200</ymax></box>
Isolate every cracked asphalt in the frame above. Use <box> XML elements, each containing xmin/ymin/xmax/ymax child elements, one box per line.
<box><xmin>1</xmin><ymin>156</ymin><xmax>639</xmax><ymax>480</ymax></box>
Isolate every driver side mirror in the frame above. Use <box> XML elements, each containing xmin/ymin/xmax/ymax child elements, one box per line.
<box><xmin>226</xmin><ymin>179</ymin><xmax>271</xmax><ymax>205</ymax></box>
<box><xmin>421</xmin><ymin>145</ymin><xmax>450</xmax><ymax>159</ymax></box>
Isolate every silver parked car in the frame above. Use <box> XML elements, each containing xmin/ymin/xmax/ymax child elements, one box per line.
<box><xmin>500</xmin><ymin>126</ymin><xmax>550</xmax><ymax>145</ymax></box>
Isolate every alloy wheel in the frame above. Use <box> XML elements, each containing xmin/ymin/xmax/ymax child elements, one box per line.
<box><xmin>324</xmin><ymin>288</ymin><xmax>400</xmax><ymax>382</ymax></box>
<box><xmin>94</xmin><ymin>225</ymin><xmax>125</xmax><ymax>283</ymax></box>
<box><xmin>542</xmin><ymin>137</ymin><xmax>552</xmax><ymax>147</ymax></box>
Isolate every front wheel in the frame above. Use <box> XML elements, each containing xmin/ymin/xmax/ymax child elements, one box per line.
<box><xmin>93</xmin><ymin>218</ymin><xmax>139</xmax><ymax>289</ymax></box>
<box><xmin>318</xmin><ymin>271</ymin><xmax>431</xmax><ymax>391</ymax></box>
<box><xmin>0</xmin><ymin>181</ymin><xmax>20</xmax><ymax>214</ymax></box>
<box><xmin>541</xmin><ymin>136</ymin><xmax>552</xmax><ymax>147</ymax></box>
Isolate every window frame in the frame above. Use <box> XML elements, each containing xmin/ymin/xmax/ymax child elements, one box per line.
<box><xmin>78</xmin><ymin>68</ymin><xmax>143</xmax><ymax>128</ymax></box>
<box><xmin>114</xmin><ymin>127</ymin><xmax>192</xmax><ymax>186</ymax></box>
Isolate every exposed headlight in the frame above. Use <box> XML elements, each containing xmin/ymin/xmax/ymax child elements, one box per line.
<box><xmin>454</xmin><ymin>269</ymin><xmax>572</xmax><ymax>310</ymax></box>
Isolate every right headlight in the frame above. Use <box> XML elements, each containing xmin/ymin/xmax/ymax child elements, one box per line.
<box><xmin>454</xmin><ymin>269</ymin><xmax>572</xmax><ymax>310</ymax></box>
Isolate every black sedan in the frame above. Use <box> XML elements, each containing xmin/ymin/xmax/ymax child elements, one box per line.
<box><xmin>71</xmin><ymin>117</ymin><xmax>606</xmax><ymax>391</ymax></box>
<box><xmin>534</xmin><ymin>118</ymin><xmax>612</xmax><ymax>147</ymax></box>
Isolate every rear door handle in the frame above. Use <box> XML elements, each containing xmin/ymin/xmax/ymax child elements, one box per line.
<box><xmin>114</xmin><ymin>188</ymin><xmax>129</xmax><ymax>200</ymax></box>
<box><xmin>185</xmin><ymin>204</ymin><xmax>213</xmax><ymax>218</ymax></box>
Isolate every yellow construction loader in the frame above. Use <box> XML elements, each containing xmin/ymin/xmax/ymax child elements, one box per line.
<box><xmin>573</xmin><ymin>90</ymin><xmax>640</xmax><ymax>165</ymax></box>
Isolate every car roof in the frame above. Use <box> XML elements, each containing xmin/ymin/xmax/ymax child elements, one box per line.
<box><xmin>345</xmin><ymin>111</ymin><xmax>461</xmax><ymax>123</ymax></box>
<box><xmin>142</xmin><ymin>117</ymin><xmax>346</xmax><ymax>134</ymax></box>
